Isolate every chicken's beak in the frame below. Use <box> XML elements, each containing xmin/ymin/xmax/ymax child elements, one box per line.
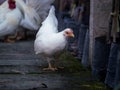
<box><xmin>69</xmin><ymin>33</ymin><xmax>75</xmax><ymax>38</ymax></box>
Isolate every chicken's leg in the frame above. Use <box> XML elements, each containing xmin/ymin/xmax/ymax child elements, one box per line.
<box><xmin>4</xmin><ymin>32</ymin><xmax>18</xmax><ymax>43</ymax></box>
<box><xmin>43</xmin><ymin>57</ymin><xmax>57</xmax><ymax>71</ymax></box>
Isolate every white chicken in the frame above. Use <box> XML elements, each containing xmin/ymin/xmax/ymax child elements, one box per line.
<box><xmin>15</xmin><ymin>0</ymin><xmax>41</xmax><ymax>30</ymax></box>
<box><xmin>34</xmin><ymin>6</ymin><xmax>74</xmax><ymax>71</ymax></box>
<box><xmin>0</xmin><ymin>0</ymin><xmax>22</xmax><ymax>36</ymax></box>
<box><xmin>0</xmin><ymin>0</ymin><xmax>54</xmax><ymax>37</ymax></box>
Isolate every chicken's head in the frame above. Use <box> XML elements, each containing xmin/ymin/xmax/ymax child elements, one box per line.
<box><xmin>8</xmin><ymin>0</ymin><xmax>16</xmax><ymax>9</ymax></box>
<box><xmin>63</xmin><ymin>28</ymin><xmax>74</xmax><ymax>38</ymax></box>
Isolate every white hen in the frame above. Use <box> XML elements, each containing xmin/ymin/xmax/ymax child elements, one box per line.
<box><xmin>0</xmin><ymin>0</ymin><xmax>39</xmax><ymax>37</ymax></box>
<box><xmin>0</xmin><ymin>0</ymin><xmax>54</xmax><ymax>37</ymax></box>
<box><xmin>0</xmin><ymin>0</ymin><xmax>22</xmax><ymax>36</ymax></box>
<box><xmin>34</xmin><ymin>6</ymin><xmax>74</xmax><ymax>71</ymax></box>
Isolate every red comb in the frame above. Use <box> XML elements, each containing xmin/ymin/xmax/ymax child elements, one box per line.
<box><xmin>8</xmin><ymin>0</ymin><xmax>16</xmax><ymax>9</ymax></box>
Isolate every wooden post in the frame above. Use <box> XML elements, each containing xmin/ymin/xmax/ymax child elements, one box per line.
<box><xmin>54</xmin><ymin>0</ymin><xmax>60</xmax><ymax>11</ymax></box>
<box><xmin>59</xmin><ymin>0</ymin><xmax>64</xmax><ymax>12</ymax></box>
<box><xmin>89</xmin><ymin>0</ymin><xmax>112</xmax><ymax>65</ymax></box>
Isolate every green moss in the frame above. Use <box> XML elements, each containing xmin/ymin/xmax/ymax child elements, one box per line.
<box><xmin>58</xmin><ymin>51</ymin><xmax>109</xmax><ymax>90</ymax></box>
<box><xmin>58</xmin><ymin>51</ymin><xmax>88</xmax><ymax>72</ymax></box>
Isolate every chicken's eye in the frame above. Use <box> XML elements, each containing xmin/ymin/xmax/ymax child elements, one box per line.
<box><xmin>65</xmin><ymin>31</ymin><xmax>69</xmax><ymax>34</ymax></box>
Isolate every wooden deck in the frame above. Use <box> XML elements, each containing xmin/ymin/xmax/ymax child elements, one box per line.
<box><xmin>0</xmin><ymin>36</ymin><xmax>84</xmax><ymax>90</ymax></box>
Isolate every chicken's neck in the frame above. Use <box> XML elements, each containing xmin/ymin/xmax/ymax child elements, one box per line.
<box><xmin>59</xmin><ymin>31</ymin><xmax>67</xmax><ymax>39</ymax></box>
<box><xmin>8</xmin><ymin>0</ymin><xmax>16</xmax><ymax>9</ymax></box>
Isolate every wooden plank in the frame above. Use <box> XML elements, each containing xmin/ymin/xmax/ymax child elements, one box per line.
<box><xmin>89</xmin><ymin>0</ymin><xmax>112</xmax><ymax>64</ymax></box>
<box><xmin>0</xmin><ymin>54</ymin><xmax>39</xmax><ymax>60</ymax></box>
<box><xmin>0</xmin><ymin>74</ymin><xmax>69</xmax><ymax>89</ymax></box>
<box><xmin>0</xmin><ymin>65</ymin><xmax>45</xmax><ymax>74</ymax></box>
<box><xmin>0</xmin><ymin>42</ymin><xmax>34</xmax><ymax>54</ymax></box>
<box><xmin>0</xmin><ymin>59</ymin><xmax>46</xmax><ymax>65</ymax></box>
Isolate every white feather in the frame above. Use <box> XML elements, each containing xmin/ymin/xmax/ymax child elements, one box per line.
<box><xmin>15</xmin><ymin>0</ymin><xmax>40</xmax><ymax>30</ymax></box>
<box><xmin>36</xmin><ymin>6</ymin><xmax>58</xmax><ymax>37</ymax></box>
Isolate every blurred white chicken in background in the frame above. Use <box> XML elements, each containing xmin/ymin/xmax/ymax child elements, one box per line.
<box><xmin>15</xmin><ymin>0</ymin><xmax>41</xmax><ymax>30</ymax></box>
<box><xmin>0</xmin><ymin>0</ymin><xmax>54</xmax><ymax>42</ymax></box>
<box><xmin>34</xmin><ymin>6</ymin><xmax>74</xmax><ymax>71</ymax></box>
<box><xmin>0</xmin><ymin>0</ymin><xmax>22</xmax><ymax>37</ymax></box>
